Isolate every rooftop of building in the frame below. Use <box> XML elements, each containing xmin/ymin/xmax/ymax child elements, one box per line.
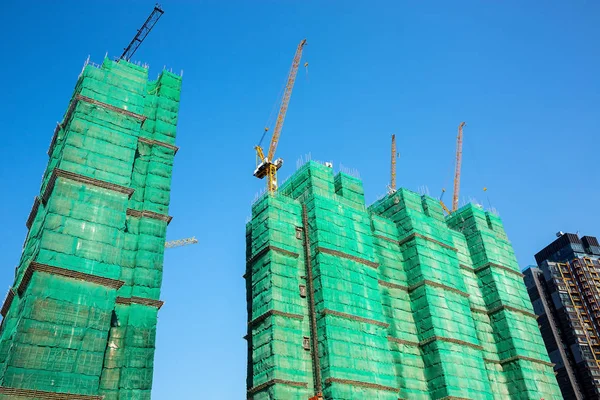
<box><xmin>534</xmin><ymin>232</ymin><xmax>600</xmax><ymax>265</ymax></box>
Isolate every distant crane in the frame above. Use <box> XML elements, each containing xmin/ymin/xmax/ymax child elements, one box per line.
<box><xmin>439</xmin><ymin>188</ymin><xmax>451</xmax><ymax>215</ymax></box>
<box><xmin>388</xmin><ymin>134</ymin><xmax>397</xmax><ymax>194</ymax></box>
<box><xmin>254</xmin><ymin>39</ymin><xmax>307</xmax><ymax>193</ymax></box>
<box><xmin>164</xmin><ymin>237</ymin><xmax>198</xmax><ymax>249</ymax></box>
<box><xmin>452</xmin><ymin>122</ymin><xmax>466</xmax><ymax>211</ymax></box>
<box><xmin>119</xmin><ymin>4</ymin><xmax>164</xmax><ymax>62</ymax></box>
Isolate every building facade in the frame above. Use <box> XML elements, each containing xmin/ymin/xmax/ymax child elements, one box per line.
<box><xmin>0</xmin><ymin>58</ymin><xmax>181</xmax><ymax>399</ymax></box>
<box><xmin>524</xmin><ymin>233</ymin><xmax>600</xmax><ymax>399</ymax></box>
<box><xmin>245</xmin><ymin>161</ymin><xmax>561</xmax><ymax>400</ymax></box>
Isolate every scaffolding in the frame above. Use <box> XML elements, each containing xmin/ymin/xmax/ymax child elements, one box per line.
<box><xmin>0</xmin><ymin>57</ymin><xmax>182</xmax><ymax>398</ymax></box>
<box><xmin>245</xmin><ymin>160</ymin><xmax>562</xmax><ymax>400</ymax></box>
<box><xmin>556</xmin><ymin>261</ymin><xmax>600</xmax><ymax>364</ymax></box>
<box><xmin>547</xmin><ymin>257</ymin><xmax>600</xmax><ymax>397</ymax></box>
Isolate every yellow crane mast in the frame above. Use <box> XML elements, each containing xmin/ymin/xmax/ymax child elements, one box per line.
<box><xmin>389</xmin><ymin>134</ymin><xmax>397</xmax><ymax>193</ymax></box>
<box><xmin>452</xmin><ymin>122</ymin><xmax>466</xmax><ymax>211</ymax></box>
<box><xmin>254</xmin><ymin>39</ymin><xmax>307</xmax><ymax>193</ymax></box>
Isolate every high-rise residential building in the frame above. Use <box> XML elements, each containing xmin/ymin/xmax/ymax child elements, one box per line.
<box><xmin>0</xmin><ymin>58</ymin><xmax>181</xmax><ymax>399</ymax></box>
<box><xmin>245</xmin><ymin>161</ymin><xmax>561</xmax><ymax>400</ymax></box>
<box><xmin>524</xmin><ymin>233</ymin><xmax>600</xmax><ymax>399</ymax></box>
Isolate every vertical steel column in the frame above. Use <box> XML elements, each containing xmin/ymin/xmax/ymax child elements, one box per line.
<box><xmin>302</xmin><ymin>204</ymin><xmax>322</xmax><ymax>395</ymax></box>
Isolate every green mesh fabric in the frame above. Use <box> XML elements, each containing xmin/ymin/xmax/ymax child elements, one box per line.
<box><xmin>246</xmin><ymin>161</ymin><xmax>562</xmax><ymax>400</ymax></box>
<box><xmin>0</xmin><ymin>57</ymin><xmax>181</xmax><ymax>398</ymax></box>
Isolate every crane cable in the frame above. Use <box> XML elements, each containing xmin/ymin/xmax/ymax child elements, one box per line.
<box><xmin>463</xmin><ymin>130</ymin><xmax>491</xmax><ymax>208</ymax></box>
<box><xmin>258</xmin><ymin>56</ymin><xmax>310</xmax><ymax>149</ymax></box>
<box><xmin>442</xmin><ymin>128</ymin><xmax>455</xmax><ymax>202</ymax></box>
<box><xmin>258</xmin><ymin>71</ymin><xmax>288</xmax><ymax>148</ymax></box>
<box><xmin>462</xmin><ymin>126</ymin><xmax>485</xmax><ymax>205</ymax></box>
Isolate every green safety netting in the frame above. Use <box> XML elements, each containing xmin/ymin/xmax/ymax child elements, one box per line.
<box><xmin>0</xmin><ymin>57</ymin><xmax>181</xmax><ymax>399</ymax></box>
<box><xmin>246</xmin><ymin>161</ymin><xmax>562</xmax><ymax>400</ymax></box>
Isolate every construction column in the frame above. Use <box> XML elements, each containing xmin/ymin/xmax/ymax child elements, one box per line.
<box><xmin>0</xmin><ymin>57</ymin><xmax>181</xmax><ymax>400</ymax></box>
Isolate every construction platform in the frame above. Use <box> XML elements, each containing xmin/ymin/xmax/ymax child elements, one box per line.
<box><xmin>245</xmin><ymin>160</ymin><xmax>562</xmax><ymax>399</ymax></box>
<box><xmin>0</xmin><ymin>57</ymin><xmax>181</xmax><ymax>399</ymax></box>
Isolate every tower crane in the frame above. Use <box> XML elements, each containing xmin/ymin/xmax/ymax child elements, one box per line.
<box><xmin>254</xmin><ymin>39</ymin><xmax>307</xmax><ymax>193</ymax></box>
<box><xmin>119</xmin><ymin>4</ymin><xmax>164</xmax><ymax>62</ymax></box>
<box><xmin>164</xmin><ymin>237</ymin><xmax>198</xmax><ymax>249</ymax></box>
<box><xmin>388</xmin><ymin>134</ymin><xmax>397</xmax><ymax>194</ymax></box>
<box><xmin>439</xmin><ymin>189</ymin><xmax>451</xmax><ymax>215</ymax></box>
<box><xmin>452</xmin><ymin>122</ymin><xmax>466</xmax><ymax>211</ymax></box>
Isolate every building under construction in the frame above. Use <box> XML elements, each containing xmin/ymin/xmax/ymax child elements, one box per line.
<box><xmin>245</xmin><ymin>161</ymin><xmax>562</xmax><ymax>399</ymax></box>
<box><xmin>524</xmin><ymin>233</ymin><xmax>600</xmax><ymax>399</ymax></box>
<box><xmin>0</xmin><ymin>57</ymin><xmax>181</xmax><ymax>399</ymax></box>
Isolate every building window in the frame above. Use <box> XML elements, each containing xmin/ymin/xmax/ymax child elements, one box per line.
<box><xmin>299</xmin><ymin>285</ymin><xmax>307</xmax><ymax>298</ymax></box>
<box><xmin>302</xmin><ymin>336</ymin><xmax>310</xmax><ymax>350</ymax></box>
<box><xmin>581</xmin><ymin>347</ymin><xmax>593</xmax><ymax>358</ymax></box>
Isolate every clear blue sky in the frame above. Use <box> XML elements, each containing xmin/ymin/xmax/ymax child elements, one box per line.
<box><xmin>0</xmin><ymin>1</ymin><xmax>599</xmax><ymax>398</ymax></box>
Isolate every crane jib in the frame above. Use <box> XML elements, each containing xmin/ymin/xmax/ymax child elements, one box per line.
<box><xmin>120</xmin><ymin>5</ymin><xmax>164</xmax><ymax>62</ymax></box>
<box><xmin>266</xmin><ymin>39</ymin><xmax>307</xmax><ymax>162</ymax></box>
